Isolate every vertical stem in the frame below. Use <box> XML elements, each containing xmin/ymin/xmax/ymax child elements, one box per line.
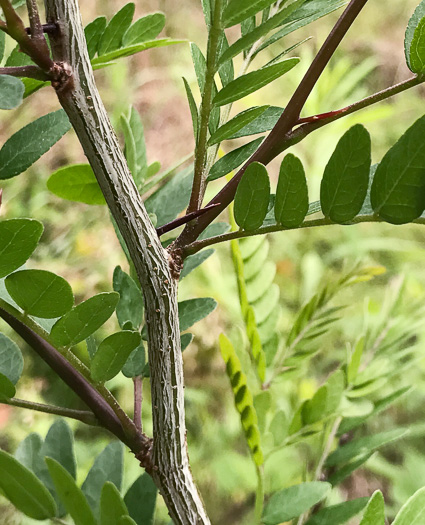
<box><xmin>187</xmin><ymin>0</ymin><xmax>223</xmax><ymax>213</ymax></box>
<box><xmin>255</xmin><ymin>465</ymin><xmax>265</xmax><ymax>524</ymax></box>
<box><xmin>42</xmin><ymin>1</ymin><xmax>210</xmax><ymax>523</ymax></box>
<box><xmin>26</xmin><ymin>0</ymin><xmax>50</xmax><ymax>55</ymax></box>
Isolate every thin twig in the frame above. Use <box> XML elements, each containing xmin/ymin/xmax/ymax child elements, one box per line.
<box><xmin>156</xmin><ymin>203</ymin><xmax>221</xmax><ymax>237</ymax></box>
<box><xmin>1</xmin><ymin>397</ymin><xmax>99</xmax><ymax>425</ymax></box>
<box><xmin>0</xmin><ymin>65</ymin><xmax>50</xmax><ymax>80</ymax></box>
<box><xmin>26</xmin><ymin>0</ymin><xmax>48</xmax><ymax>51</ymax></box>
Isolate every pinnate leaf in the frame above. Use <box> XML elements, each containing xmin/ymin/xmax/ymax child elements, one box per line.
<box><xmin>46</xmin><ymin>457</ymin><xmax>96</xmax><ymax>525</ymax></box>
<box><xmin>234</xmin><ymin>162</ymin><xmax>270</xmax><ymax>230</ymax></box>
<box><xmin>262</xmin><ymin>482</ymin><xmax>331</xmax><ymax>524</ymax></box>
<box><xmin>91</xmin><ymin>331</ymin><xmax>141</xmax><ymax>382</ymax></box>
<box><xmin>0</xmin><ymin>449</ymin><xmax>57</xmax><ymax>519</ymax></box>
<box><xmin>5</xmin><ymin>269</ymin><xmax>74</xmax><ymax>318</ymax></box>
<box><xmin>359</xmin><ymin>491</ymin><xmax>385</xmax><ymax>525</ymax></box>
<box><xmin>275</xmin><ymin>153</ymin><xmax>308</xmax><ymax>227</ymax></box>
<box><xmin>51</xmin><ymin>292</ymin><xmax>119</xmax><ymax>347</ymax></box>
<box><xmin>214</xmin><ymin>59</ymin><xmax>299</xmax><ymax>106</ymax></box>
<box><xmin>122</xmin><ymin>12</ymin><xmax>165</xmax><ymax>46</ymax></box>
<box><xmin>0</xmin><ymin>75</ymin><xmax>24</xmax><ymax>110</ymax></box>
<box><xmin>0</xmin><ymin>110</ymin><xmax>71</xmax><ymax>180</ymax></box>
<box><xmin>178</xmin><ymin>297</ymin><xmax>217</xmax><ymax>331</ymax></box>
<box><xmin>371</xmin><ymin>115</ymin><xmax>425</xmax><ymax>224</ymax></box>
<box><xmin>47</xmin><ymin>164</ymin><xmax>105</xmax><ymax>205</ymax></box>
<box><xmin>320</xmin><ymin>124</ymin><xmax>371</xmax><ymax>223</ymax></box>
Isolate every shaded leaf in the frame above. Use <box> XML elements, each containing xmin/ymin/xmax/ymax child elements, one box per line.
<box><xmin>405</xmin><ymin>0</ymin><xmax>425</xmax><ymax>71</ymax></box>
<box><xmin>223</xmin><ymin>0</ymin><xmax>277</xmax><ymax>27</ymax></box>
<box><xmin>124</xmin><ymin>473</ymin><xmax>157</xmax><ymax>525</ymax></box>
<box><xmin>213</xmin><ymin>58</ymin><xmax>299</xmax><ymax>106</ymax></box>
<box><xmin>91</xmin><ymin>331</ymin><xmax>141</xmax><ymax>382</ymax></box>
<box><xmin>275</xmin><ymin>153</ymin><xmax>309</xmax><ymax>227</ymax></box>
<box><xmin>320</xmin><ymin>125</ymin><xmax>371</xmax><ymax>223</ymax></box>
<box><xmin>262</xmin><ymin>482</ymin><xmax>331</xmax><ymax>524</ymax></box>
<box><xmin>92</xmin><ymin>39</ymin><xmax>184</xmax><ymax>65</ymax></box>
<box><xmin>51</xmin><ymin>292</ymin><xmax>119</xmax><ymax>347</ymax></box>
<box><xmin>122</xmin><ymin>343</ymin><xmax>146</xmax><ymax>378</ymax></box>
<box><xmin>0</xmin><ymin>373</ymin><xmax>15</xmax><ymax>397</ymax></box>
<box><xmin>100</xmin><ymin>482</ymin><xmax>129</xmax><ymax>525</ymax></box>
<box><xmin>0</xmin><ymin>219</ymin><xmax>43</xmax><ymax>278</ymax></box>
<box><xmin>371</xmin><ymin>115</ymin><xmax>425</xmax><ymax>224</ymax></box>
<box><xmin>180</xmin><ymin>249</ymin><xmax>214</xmax><ymax>279</ymax></box>
<box><xmin>228</xmin><ymin>106</ymin><xmax>284</xmax><ymax>139</ymax></box>
<box><xmin>183</xmin><ymin>77</ymin><xmax>199</xmax><ymax>140</ymax></box>
<box><xmin>409</xmin><ymin>17</ymin><xmax>425</xmax><ymax>73</ymax></box>
<box><xmin>113</xmin><ymin>266</ymin><xmax>144</xmax><ymax>329</ymax></box>
<box><xmin>0</xmin><ymin>75</ymin><xmax>24</xmax><ymax>110</ymax></box>
<box><xmin>178</xmin><ymin>297</ymin><xmax>217</xmax><ymax>331</ymax></box>
<box><xmin>234</xmin><ymin>162</ymin><xmax>270</xmax><ymax>230</ymax></box>
<box><xmin>0</xmin><ymin>333</ymin><xmax>23</xmax><ymax>386</ymax></box>
<box><xmin>47</xmin><ymin>164</ymin><xmax>106</xmax><ymax>205</ymax></box>
<box><xmin>5</xmin><ymin>269</ymin><xmax>74</xmax><ymax>318</ymax></box>
<box><xmin>0</xmin><ymin>449</ymin><xmax>56</xmax><ymax>519</ymax></box>
<box><xmin>82</xmin><ymin>442</ymin><xmax>124</xmax><ymax>517</ymax></box>
<box><xmin>0</xmin><ymin>110</ymin><xmax>71</xmax><ymax>180</ymax></box>
<box><xmin>41</xmin><ymin>419</ymin><xmax>76</xmax><ymax>481</ymax></box>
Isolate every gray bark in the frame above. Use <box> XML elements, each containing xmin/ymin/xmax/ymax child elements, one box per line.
<box><xmin>42</xmin><ymin>1</ymin><xmax>210</xmax><ymax>523</ymax></box>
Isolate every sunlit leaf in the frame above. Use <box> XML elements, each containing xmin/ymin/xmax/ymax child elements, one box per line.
<box><xmin>98</xmin><ymin>3</ymin><xmax>135</xmax><ymax>55</ymax></box>
<box><xmin>122</xmin><ymin>12</ymin><xmax>165</xmax><ymax>46</ymax></box>
<box><xmin>234</xmin><ymin>162</ymin><xmax>270</xmax><ymax>230</ymax></box>
<box><xmin>405</xmin><ymin>0</ymin><xmax>425</xmax><ymax>72</ymax></box>
<box><xmin>359</xmin><ymin>491</ymin><xmax>385</xmax><ymax>525</ymax></box>
<box><xmin>275</xmin><ymin>153</ymin><xmax>308</xmax><ymax>227</ymax></box>
<box><xmin>85</xmin><ymin>16</ymin><xmax>107</xmax><ymax>59</ymax></box>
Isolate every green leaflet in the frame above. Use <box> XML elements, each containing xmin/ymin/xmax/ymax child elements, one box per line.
<box><xmin>218</xmin><ymin>0</ymin><xmax>308</xmax><ymax>64</ymax></box>
<box><xmin>208</xmin><ymin>106</ymin><xmax>269</xmax><ymax>145</ymax></box>
<box><xmin>191</xmin><ymin>42</ymin><xmax>207</xmax><ymax>94</ymax></box>
<box><xmin>223</xmin><ymin>0</ymin><xmax>278</xmax><ymax>28</ymax></box>
<box><xmin>42</xmin><ymin>419</ymin><xmax>77</xmax><ymax>483</ymax></box>
<box><xmin>262</xmin><ymin>482</ymin><xmax>331</xmax><ymax>525</ymax></box>
<box><xmin>100</xmin><ymin>482</ymin><xmax>130</xmax><ymax>525</ymax></box>
<box><xmin>320</xmin><ymin>124</ymin><xmax>371</xmax><ymax>223</ymax></box>
<box><xmin>0</xmin><ymin>75</ymin><xmax>24</xmax><ymax>110</ymax></box>
<box><xmin>326</xmin><ymin>428</ymin><xmax>409</xmax><ymax>467</ymax></box>
<box><xmin>91</xmin><ymin>331</ymin><xmax>141</xmax><ymax>382</ymax></box>
<box><xmin>359</xmin><ymin>491</ymin><xmax>385</xmax><ymax>525</ymax></box>
<box><xmin>0</xmin><ymin>31</ymin><xmax>4</xmax><ymax>62</ymax></box>
<box><xmin>219</xmin><ymin>334</ymin><xmax>264</xmax><ymax>465</ymax></box>
<box><xmin>0</xmin><ymin>218</ymin><xmax>43</xmax><ymax>278</ymax></box>
<box><xmin>305</xmin><ymin>498</ymin><xmax>369</xmax><ymax>525</ymax></box>
<box><xmin>371</xmin><ymin>115</ymin><xmax>425</xmax><ymax>224</ymax></box>
<box><xmin>392</xmin><ymin>487</ymin><xmax>425</xmax><ymax>525</ymax></box>
<box><xmin>0</xmin><ymin>334</ymin><xmax>23</xmax><ymax>389</ymax></box>
<box><xmin>0</xmin><ymin>110</ymin><xmax>71</xmax><ymax>180</ymax></box>
<box><xmin>98</xmin><ymin>3</ymin><xmax>135</xmax><ymax>56</ymax></box>
<box><xmin>0</xmin><ymin>449</ymin><xmax>57</xmax><ymax>519</ymax></box>
<box><xmin>5</xmin><ymin>269</ymin><xmax>74</xmax><ymax>318</ymax></box>
<box><xmin>85</xmin><ymin>16</ymin><xmax>107</xmax><ymax>59</ymax></box>
<box><xmin>234</xmin><ymin>162</ymin><xmax>270</xmax><ymax>230</ymax></box>
<box><xmin>214</xmin><ymin>58</ymin><xmax>299</xmax><ymax>106</ymax></box>
<box><xmin>122</xmin><ymin>12</ymin><xmax>165</xmax><ymax>46</ymax></box>
<box><xmin>228</xmin><ymin>106</ymin><xmax>284</xmax><ymax>139</ymax></box>
<box><xmin>122</xmin><ymin>343</ymin><xmax>146</xmax><ymax>378</ymax></box>
<box><xmin>347</xmin><ymin>336</ymin><xmax>364</xmax><ymax>384</ymax></box>
<box><xmin>92</xmin><ymin>39</ymin><xmax>184</xmax><ymax>65</ymax></box>
<box><xmin>183</xmin><ymin>77</ymin><xmax>199</xmax><ymax>140</ymax></box>
<box><xmin>46</xmin><ymin>458</ymin><xmax>96</xmax><ymax>525</ymax></box>
<box><xmin>405</xmin><ymin>0</ymin><xmax>425</xmax><ymax>71</ymax></box>
<box><xmin>119</xmin><ymin>517</ymin><xmax>137</xmax><ymax>525</ymax></box>
<box><xmin>409</xmin><ymin>17</ymin><xmax>425</xmax><ymax>73</ymax></box>
<box><xmin>126</xmin><ymin>107</ymin><xmax>148</xmax><ymax>188</ymax></box>
<box><xmin>51</xmin><ymin>292</ymin><xmax>119</xmax><ymax>347</ymax></box>
<box><xmin>82</xmin><ymin>442</ymin><xmax>124</xmax><ymax>516</ymax></box>
<box><xmin>47</xmin><ymin>164</ymin><xmax>106</xmax><ymax>205</ymax></box>
<box><xmin>113</xmin><ymin>266</ymin><xmax>144</xmax><ymax>329</ymax></box>
<box><xmin>218</xmin><ymin>34</ymin><xmax>234</xmax><ymax>87</ymax></box>
<box><xmin>178</xmin><ymin>297</ymin><xmax>217</xmax><ymax>331</ymax></box>
<box><xmin>275</xmin><ymin>153</ymin><xmax>309</xmax><ymax>228</ymax></box>
<box><xmin>302</xmin><ymin>385</ymin><xmax>328</xmax><ymax>424</ymax></box>
<box><xmin>269</xmin><ymin>410</ymin><xmax>288</xmax><ymax>445</ymax></box>
<box><xmin>124</xmin><ymin>473</ymin><xmax>157</xmax><ymax>525</ymax></box>
<box><xmin>207</xmin><ymin>138</ymin><xmax>264</xmax><ymax>182</ymax></box>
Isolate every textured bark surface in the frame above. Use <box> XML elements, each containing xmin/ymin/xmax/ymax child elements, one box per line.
<box><xmin>42</xmin><ymin>1</ymin><xmax>210</xmax><ymax>523</ymax></box>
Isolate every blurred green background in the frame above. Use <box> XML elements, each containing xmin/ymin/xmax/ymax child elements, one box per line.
<box><xmin>1</xmin><ymin>1</ymin><xmax>425</xmax><ymax>523</ymax></box>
